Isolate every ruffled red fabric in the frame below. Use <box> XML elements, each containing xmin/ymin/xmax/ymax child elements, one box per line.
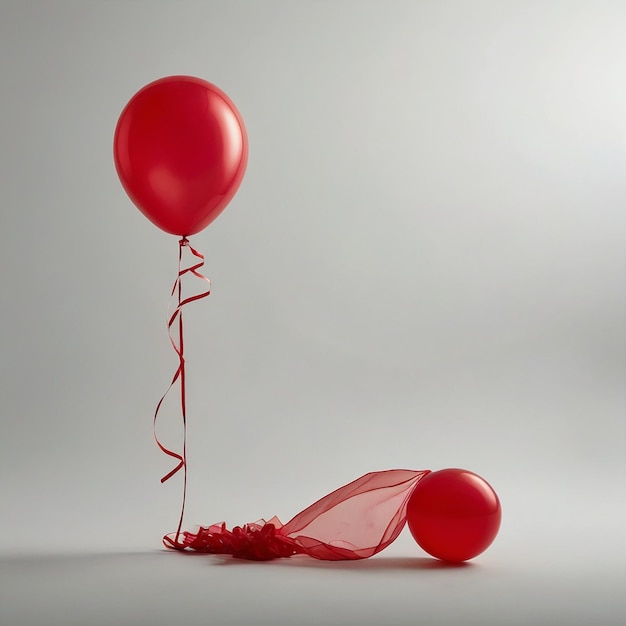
<box><xmin>167</xmin><ymin>469</ymin><xmax>430</xmax><ymax>560</ymax></box>
<box><xmin>166</xmin><ymin>517</ymin><xmax>302</xmax><ymax>560</ymax></box>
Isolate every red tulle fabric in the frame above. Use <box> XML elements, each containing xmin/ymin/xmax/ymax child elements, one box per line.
<box><xmin>172</xmin><ymin>518</ymin><xmax>302</xmax><ymax>560</ymax></box>
<box><xmin>166</xmin><ymin>469</ymin><xmax>430</xmax><ymax>560</ymax></box>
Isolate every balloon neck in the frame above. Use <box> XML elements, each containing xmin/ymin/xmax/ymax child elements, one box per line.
<box><xmin>180</xmin><ymin>237</ymin><xmax>190</xmax><ymax>247</ymax></box>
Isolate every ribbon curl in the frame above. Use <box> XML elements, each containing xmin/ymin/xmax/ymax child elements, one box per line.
<box><xmin>152</xmin><ymin>242</ymin><xmax>430</xmax><ymax>560</ymax></box>
<box><xmin>154</xmin><ymin>237</ymin><xmax>211</xmax><ymax>549</ymax></box>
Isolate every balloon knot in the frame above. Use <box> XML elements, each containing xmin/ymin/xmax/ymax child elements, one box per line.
<box><xmin>180</xmin><ymin>237</ymin><xmax>190</xmax><ymax>247</ymax></box>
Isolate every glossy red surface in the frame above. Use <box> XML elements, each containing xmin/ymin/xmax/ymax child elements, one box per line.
<box><xmin>114</xmin><ymin>75</ymin><xmax>248</xmax><ymax>236</ymax></box>
<box><xmin>406</xmin><ymin>468</ymin><xmax>501</xmax><ymax>562</ymax></box>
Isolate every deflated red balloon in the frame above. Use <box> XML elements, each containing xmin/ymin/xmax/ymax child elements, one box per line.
<box><xmin>114</xmin><ymin>75</ymin><xmax>248</xmax><ymax>236</ymax></box>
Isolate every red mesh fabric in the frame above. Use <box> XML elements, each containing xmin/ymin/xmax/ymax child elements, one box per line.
<box><xmin>282</xmin><ymin>469</ymin><xmax>430</xmax><ymax>560</ymax></box>
<box><xmin>171</xmin><ymin>469</ymin><xmax>430</xmax><ymax>561</ymax></box>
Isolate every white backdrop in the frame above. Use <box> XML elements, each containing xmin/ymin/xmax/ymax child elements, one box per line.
<box><xmin>0</xmin><ymin>1</ymin><xmax>624</xmax><ymax>625</ymax></box>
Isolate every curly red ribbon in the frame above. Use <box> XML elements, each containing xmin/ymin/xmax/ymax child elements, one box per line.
<box><xmin>153</xmin><ymin>237</ymin><xmax>210</xmax><ymax>549</ymax></box>
<box><xmin>151</xmin><ymin>242</ymin><xmax>431</xmax><ymax>560</ymax></box>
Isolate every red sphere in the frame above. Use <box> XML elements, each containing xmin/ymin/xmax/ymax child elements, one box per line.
<box><xmin>406</xmin><ymin>468</ymin><xmax>501</xmax><ymax>562</ymax></box>
<box><xmin>114</xmin><ymin>75</ymin><xmax>248</xmax><ymax>237</ymax></box>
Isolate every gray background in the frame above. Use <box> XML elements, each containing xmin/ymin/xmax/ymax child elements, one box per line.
<box><xmin>0</xmin><ymin>1</ymin><xmax>624</xmax><ymax>624</ymax></box>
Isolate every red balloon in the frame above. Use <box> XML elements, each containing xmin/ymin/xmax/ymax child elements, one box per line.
<box><xmin>406</xmin><ymin>468</ymin><xmax>501</xmax><ymax>562</ymax></box>
<box><xmin>114</xmin><ymin>75</ymin><xmax>248</xmax><ymax>236</ymax></box>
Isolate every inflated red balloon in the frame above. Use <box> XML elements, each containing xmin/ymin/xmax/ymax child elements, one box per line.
<box><xmin>406</xmin><ymin>468</ymin><xmax>501</xmax><ymax>562</ymax></box>
<box><xmin>114</xmin><ymin>75</ymin><xmax>248</xmax><ymax>236</ymax></box>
